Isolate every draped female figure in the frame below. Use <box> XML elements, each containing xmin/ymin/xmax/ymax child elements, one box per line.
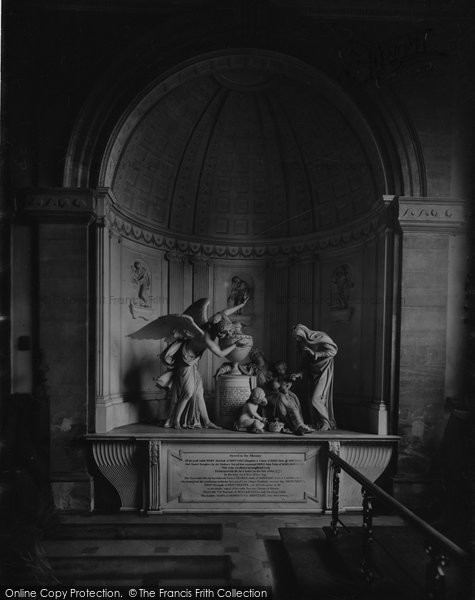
<box><xmin>293</xmin><ymin>324</ymin><xmax>338</xmax><ymax>431</ymax></box>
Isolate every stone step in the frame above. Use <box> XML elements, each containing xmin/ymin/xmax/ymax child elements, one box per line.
<box><xmin>323</xmin><ymin>525</ymin><xmax>423</xmax><ymax>585</ymax></box>
<box><xmin>47</xmin><ymin>523</ymin><xmax>223</xmax><ymax>540</ymax></box>
<box><xmin>323</xmin><ymin>526</ymin><xmax>424</xmax><ymax>599</ymax></box>
<box><xmin>279</xmin><ymin>527</ymin><xmax>359</xmax><ymax>600</ymax></box>
<box><xmin>43</xmin><ymin>539</ymin><xmax>227</xmax><ymax>557</ymax></box>
<box><xmin>280</xmin><ymin>526</ymin><xmax>426</xmax><ymax>600</ymax></box>
<box><xmin>150</xmin><ymin>579</ymin><xmax>236</xmax><ymax>587</ymax></box>
<box><xmin>322</xmin><ymin>525</ymin><xmax>464</xmax><ymax>600</ymax></box>
<box><xmin>69</xmin><ymin>578</ymin><xmax>233</xmax><ymax>587</ymax></box>
<box><xmin>49</xmin><ymin>555</ymin><xmax>232</xmax><ymax>585</ymax></box>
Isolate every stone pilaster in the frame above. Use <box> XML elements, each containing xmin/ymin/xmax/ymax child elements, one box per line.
<box><xmin>146</xmin><ymin>440</ymin><xmax>161</xmax><ymax>513</ymax></box>
<box><xmin>191</xmin><ymin>256</ymin><xmax>213</xmax><ymax>300</ymax></box>
<box><xmin>17</xmin><ymin>187</ymin><xmax>95</xmax><ymax>510</ymax></box>
<box><xmin>0</xmin><ymin>207</ymin><xmax>10</xmax><ymax>430</ymax></box>
<box><xmin>370</xmin><ymin>196</ymin><xmax>402</xmax><ymax>435</ymax></box>
<box><xmin>265</xmin><ymin>257</ymin><xmax>290</xmax><ymax>361</ymax></box>
<box><xmin>395</xmin><ymin>195</ymin><xmax>466</xmax><ymax>507</ymax></box>
<box><xmin>94</xmin><ymin>190</ymin><xmax>113</xmax><ymax>433</ymax></box>
<box><xmin>166</xmin><ymin>251</ymin><xmax>186</xmax><ymax>314</ymax></box>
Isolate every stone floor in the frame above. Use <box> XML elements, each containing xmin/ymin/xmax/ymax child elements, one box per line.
<box><xmin>43</xmin><ymin>512</ymin><xmax>405</xmax><ymax>594</ymax></box>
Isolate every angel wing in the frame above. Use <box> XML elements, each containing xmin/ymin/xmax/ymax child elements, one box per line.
<box><xmin>183</xmin><ymin>298</ymin><xmax>210</xmax><ymax>328</ymax></box>
<box><xmin>128</xmin><ymin>313</ymin><xmax>204</xmax><ymax>341</ymax></box>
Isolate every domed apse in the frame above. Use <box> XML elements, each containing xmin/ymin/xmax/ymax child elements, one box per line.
<box><xmin>92</xmin><ymin>53</ymin><xmax>398</xmax><ymax>437</ymax></box>
<box><xmin>110</xmin><ymin>62</ymin><xmax>384</xmax><ymax>242</ymax></box>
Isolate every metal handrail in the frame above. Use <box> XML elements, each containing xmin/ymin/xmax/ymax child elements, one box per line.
<box><xmin>328</xmin><ymin>450</ymin><xmax>467</xmax><ymax>563</ymax></box>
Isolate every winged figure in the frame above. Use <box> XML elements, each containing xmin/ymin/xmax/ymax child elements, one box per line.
<box><xmin>128</xmin><ymin>297</ymin><xmax>249</xmax><ymax>429</ymax></box>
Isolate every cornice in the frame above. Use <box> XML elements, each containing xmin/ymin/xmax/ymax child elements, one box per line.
<box><xmin>14</xmin><ymin>187</ymin><xmax>404</xmax><ymax>256</ymax></box>
<box><xmin>16</xmin><ymin>188</ymin><xmax>95</xmax><ymax>219</ymax></box>
<box><xmin>397</xmin><ymin>196</ymin><xmax>466</xmax><ymax>233</ymax></box>
<box><xmin>104</xmin><ymin>199</ymin><xmax>389</xmax><ymax>258</ymax></box>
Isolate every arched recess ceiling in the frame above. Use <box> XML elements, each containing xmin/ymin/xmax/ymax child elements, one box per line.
<box><xmin>102</xmin><ymin>52</ymin><xmax>388</xmax><ymax>241</ymax></box>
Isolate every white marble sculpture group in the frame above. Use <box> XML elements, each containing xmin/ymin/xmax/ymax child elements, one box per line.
<box><xmin>129</xmin><ymin>295</ymin><xmax>338</xmax><ymax>434</ymax></box>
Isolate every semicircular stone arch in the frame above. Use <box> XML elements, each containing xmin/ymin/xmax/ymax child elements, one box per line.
<box><xmin>95</xmin><ymin>50</ymin><xmax>394</xmax><ymax>241</ymax></box>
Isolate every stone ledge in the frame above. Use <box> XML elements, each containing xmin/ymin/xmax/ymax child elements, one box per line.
<box><xmin>87</xmin><ymin>424</ymin><xmax>399</xmax><ymax>442</ymax></box>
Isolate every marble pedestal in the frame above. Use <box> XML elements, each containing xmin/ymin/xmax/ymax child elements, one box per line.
<box><xmin>87</xmin><ymin>426</ymin><xmax>398</xmax><ymax>514</ymax></box>
<box><xmin>216</xmin><ymin>373</ymin><xmax>255</xmax><ymax>428</ymax></box>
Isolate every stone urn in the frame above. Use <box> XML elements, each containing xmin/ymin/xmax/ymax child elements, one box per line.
<box><xmin>219</xmin><ymin>323</ymin><xmax>253</xmax><ymax>374</ymax></box>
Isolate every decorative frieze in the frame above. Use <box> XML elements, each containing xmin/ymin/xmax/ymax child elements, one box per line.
<box><xmin>105</xmin><ymin>200</ymin><xmax>388</xmax><ymax>258</ymax></box>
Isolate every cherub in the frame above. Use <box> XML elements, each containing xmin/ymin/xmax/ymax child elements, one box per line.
<box><xmin>234</xmin><ymin>387</ymin><xmax>268</xmax><ymax>433</ymax></box>
<box><xmin>246</xmin><ymin>348</ymin><xmax>275</xmax><ymax>391</ymax></box>
<box><xmin>128</xmin><ymin>297</ymin><xmax>249</xmax><ymax>429</ymax></box>
<box><xmin>272</xmin><ymin>360</ymin><xmax>303</xmax><ymax>388</ymax></box>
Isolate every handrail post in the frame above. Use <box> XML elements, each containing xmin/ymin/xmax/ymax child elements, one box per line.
<box><xmin>361</xmin><ymin>487</ymin><xmax>375</xmax><ymax>583</ymax></box>
<box><xmin>330</xmin><ymin>462</ymin><xmax>341</xmax><ymax>536</ymax></box>
<box><xmin>426</xmin><ymin>543</ymin><xmax>448</xmax><ymax>600</ymax></box>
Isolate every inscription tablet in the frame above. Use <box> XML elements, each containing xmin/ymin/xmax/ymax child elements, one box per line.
<box><xmin>166</xmin><ymin>443</ymin><xmax>321</xmax><ymax>509</ymax></box>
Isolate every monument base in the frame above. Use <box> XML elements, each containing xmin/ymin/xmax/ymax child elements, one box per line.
<box><xmin>87</xmin><ymin>426</ymin><xmax>398</xmax><ymax>514</ymax></box>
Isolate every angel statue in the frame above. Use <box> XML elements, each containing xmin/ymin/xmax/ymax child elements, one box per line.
<box><xmin>128</xmin><ymin>297</ymin><xmax>249</xmax><ymax>429</ymax></box>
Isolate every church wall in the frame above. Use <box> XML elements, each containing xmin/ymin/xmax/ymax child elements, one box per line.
<box><xmin>10</xmin><ymin>224</ymin><xmax>33</xmax><ymax>394</ymax></box>
<box><xmin>398</xmin><ymin>233</ymin><xmax>449</xmax><ymax>476</ymax></box>
<box><xmin>387</xmin><ymin>49</ymin><xmax>471</xmax><ymax>507</ymax></box>
<box><xmin>393</xmin><ymin>63</ymin><xmax>455</xmax><ymax>198</ymax></box>
<box><xmin>391</xmin><ymin>191</ymin><xmax>466</xmax><ymax>510</ymax></box>
<box><xmin>37</xmin><ymin>222</ymin><xmax>90</xmax><ymax>510</ymax></box>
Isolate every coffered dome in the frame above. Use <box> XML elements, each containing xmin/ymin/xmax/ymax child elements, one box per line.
<box><xmin>106</xmin><ymin>53</ymin><xmax>385</xmax><ymax>241</ymax></box>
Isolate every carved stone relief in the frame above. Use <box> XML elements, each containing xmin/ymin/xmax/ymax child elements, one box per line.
<box><xmin>227</xmin><ymin>276</ymin><xmax>252</xmax><ymax>314</ymax></box>
<box><xmin>329</xmin><ymin>264</ymin><xmax>354</xmax><ymax>322</ymax></box>
<box><xmin>129</xmin><ymin>259</ymin><xmax>153</xmax><ymax>320</ymax></box>
<box><xmin>225</xmin><ymin>274</ymin><xmax>254</xmax><ymax>334</ymax></box>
